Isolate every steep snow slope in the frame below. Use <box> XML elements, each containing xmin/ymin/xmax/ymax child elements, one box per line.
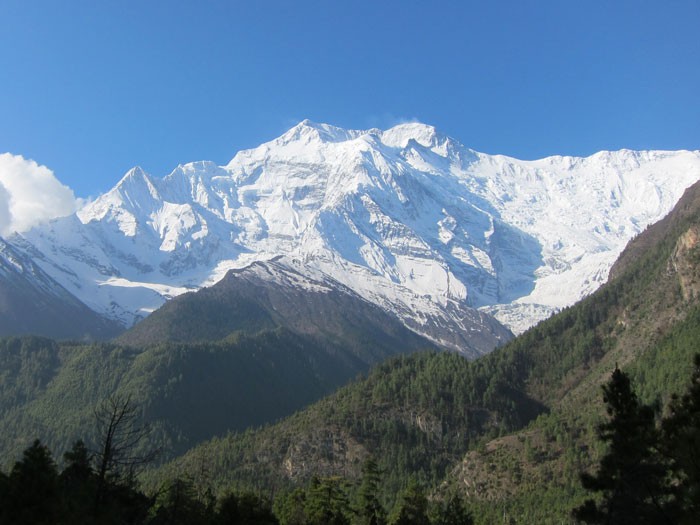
<box><xmin>11</xmin><ymin>121</ymin><xmax>700</xmax><ymax>348</ymax></box>
<box><xmin>0</xmin><ymin>237</ymin><xmax>122</xmax><ymax>339</ymax></box>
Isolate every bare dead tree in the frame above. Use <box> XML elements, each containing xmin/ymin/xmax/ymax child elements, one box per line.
<box><xmin>92</xmin><ymin>393</ymin><xmax>159</xmax><ymax>512</ymax></box>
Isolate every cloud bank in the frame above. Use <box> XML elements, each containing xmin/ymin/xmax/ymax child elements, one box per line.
<box><xmin>0</xmin><ymin>153</ymin><xmax>78</xmax><ymax>236</ymax></box>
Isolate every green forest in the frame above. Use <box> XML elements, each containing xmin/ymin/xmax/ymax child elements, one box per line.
<box><xmin>2</xmin><ymin>354</ymin><xmax>699</xmax><ymax>524</ymax></box>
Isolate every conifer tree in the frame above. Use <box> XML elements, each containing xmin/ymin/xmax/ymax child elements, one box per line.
<box><xmin>662</xmin><ymin>353</ymin><xmax>700</xmax><ymax>523</ymax></box>
<box><xmin>1</xmin><ymin>439</ymin><xmax>62</xmax><ymax>524</ymax></box>
<box><xmin>389</xmin><ymin>478</ymin><xmax>430</xmax><ymax>525</ymax></box>
<box><xmin>150</xmin><ymin>477</ymin><xmax>209</xmax><ymax>525</ymax></box>
<box><xmin>60</xmin><ymin>439</ymin><xmax>96</xmax><ymax>521</ymax></box>
<box><xmin>305</xmin><ymin>476</ymin><xmax>351</xmax><ymax>525</ymax></box>
<box><xmin>573</xmin><ymin>368</ymin><xmax>674</xmax><ymax>524</ymax></box>
<box><xmin>274</xmin><ymin>487</ymin><xmax>308</xmax><ymax>525</ymax></box>
<box><xmin>355</xmin><ymin>457</ymin><xmax>387</xmax><ymax>525</ymax></box>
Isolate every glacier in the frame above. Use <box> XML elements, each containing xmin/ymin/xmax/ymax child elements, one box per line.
<box><xmin>9</xmin><ymin>120</ymin><xmax>700</xmax><ymax>352</ymax></box>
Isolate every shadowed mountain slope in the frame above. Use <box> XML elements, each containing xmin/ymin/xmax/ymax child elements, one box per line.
<box><xmin>0</xmin><ymin>238</ymin><xmax>122</xmax><ymax>340</ymax></box>
<box><xmin>0</xmin><ymin>261</ymin><xmax>438</xmax><ymax>468</ymax></box>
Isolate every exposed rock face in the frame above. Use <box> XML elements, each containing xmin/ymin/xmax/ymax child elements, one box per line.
<box><xmin>670</xmin><ymin>226</ymin><xmax>700</xmax><ymax>301</ymax></box>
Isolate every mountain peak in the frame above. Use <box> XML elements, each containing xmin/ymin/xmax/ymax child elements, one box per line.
<box><xmin>380</xmin><ymin>122</ymin><xmax>443</xmax><ymax>149</ymax></box>
<box><xmin>113</xmin><ymin>166</ymin><xmax>160</xmax><ymax>201</ymax></box>
<box><xmin>277</xmin><ymin>120</ymin><xmax>363</xmax><ymax>145</ymax></box>
<box><xmin>119</xmin><ymin>165</ymin><xmax>149</xmax><ymax>183</ymax></box>
<box><xmin>77</xmin><ymin>165</ymin><xmax>161</xmax><ymax>227</ymax></box>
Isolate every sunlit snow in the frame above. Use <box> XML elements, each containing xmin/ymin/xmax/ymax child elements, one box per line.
<box><xmin>10</xmin><ymin>121</ymin><xmax>700</xmax><ymax>340</ymax></box>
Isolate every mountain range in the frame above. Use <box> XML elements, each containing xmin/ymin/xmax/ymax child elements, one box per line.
<box><xmin>4</xmin><ymin>121</ymin><xmax>699</xmax><ymax>355</ymax></box>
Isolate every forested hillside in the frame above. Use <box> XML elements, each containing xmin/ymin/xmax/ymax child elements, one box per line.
<box><xmin>0</xmin><ymin>259</ymin><xmax>439</xmax><ymax>469</ymax></box>
<box><xmin>0</xmin><ymin>328</ymin><xmax>428</xmax><ymax>470</ymax></box>
<box><xmin>147</xmin><ymin>180</ymin><xmax>700</xmax><ymax>523</ymax></box>
<box><xmin>447</xmin><ymin>178</ymin><xmax>700</xmax><ymax>522</ymax></box>
<box><xmin>149</xmin><ymin>350</ymin><xmax>547</xmax><ymax>501</ymax></box>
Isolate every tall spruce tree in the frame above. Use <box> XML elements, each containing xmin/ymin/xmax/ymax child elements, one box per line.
<box><xmin>573</xmin><ymin>368</ymin><xmax>674</xmax><ymax>524</ymax></box>
<box><xmin>662</xmin><ymin>354</ymin><xmax>700</xmax><ymax>523</ymax></box>
<box><xmin>355</xmin><ymin>458</ymin><xmax>387</xmax><ymax>525</ymax></box>
<box><xmin>150</xmin><ymin>477</ymin><xmax>210</xmax><ymax>525</ymax></box>
<box><xmin>1</xmin><ymin>440</ymin><xmax>62</xmax><ymax>524</ymax></box>
<box><xmin>305</xmin><ymin>476</ymin><xmax>351</xmax><ymax>525</ymax></box>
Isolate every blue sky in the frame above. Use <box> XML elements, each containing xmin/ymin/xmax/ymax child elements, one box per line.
<box><xmin>1</xmin><ymin>0</ymin><xmax>699</xmax><ymax>198</ymax></box>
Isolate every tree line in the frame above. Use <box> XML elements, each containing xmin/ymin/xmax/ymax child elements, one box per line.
<box><xmin>0</xmin><ymin>391</ymin><xmax>476</xmax><ymax>524</ymax></box>
<box><xmin>0</xmin><ymin>444</ymin><xmax>474</xmax><ymax>525</ymax></box>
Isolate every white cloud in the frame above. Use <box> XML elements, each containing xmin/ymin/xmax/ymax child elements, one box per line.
<box><xmin>0</xmin><ymin>182</ymin><xmax>11</xmax><ymax>232</ymax></box>
<box><xmin>0</xmin><ymin>153</ymin><xmax>78</xmax><ymax>236</ymax></box>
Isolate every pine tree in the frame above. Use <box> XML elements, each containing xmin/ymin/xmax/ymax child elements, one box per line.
<box><xmin>1</xmin><ymin>439</ymin><xmax>62</xmax><ymax>524</ymax></box>
<box><xmin>389</xmin><ymin>478</ymin><xmax>430</xmax><ymax>525</ymax></box>
<box><xmin>305</xmin><ymin>476</ymin><xmax>351</xmax><ymax>525</ymax></box>
<box><xmin>274</xmin><ymin>487</ymin><xmax>308</xmax><ymax>525</ymax></box>
<box><xmin>662</xmin><ymin>353</ymin><xmax>700</xmax><ymax>523</ymax></box>
<box><xmin>150</xmin><ymin>477</ymin><xmax>209</xmax><ymax>525</ymax></box>
<box><xmin>60</xmin><ymin>440</ymin><xmax>97</xmax><ymax>522</ymax></box>
<box><xmin>355</xmin><ymin>457</ymin><xmax>387</xmax><ymax>525</ymax></box>
<box><xmin>572</xmin><ymin>368</ymin><xmax>674</xmax><ymax>524</ymax></box>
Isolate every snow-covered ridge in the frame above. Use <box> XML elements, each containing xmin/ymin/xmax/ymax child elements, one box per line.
<box><xmin>11</xmin><ymin>120</ymin><xmax>700</xmax><ymax>347</ymax></box>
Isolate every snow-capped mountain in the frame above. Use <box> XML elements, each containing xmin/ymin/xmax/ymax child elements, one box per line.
<box><xmin>9</xmin><ymin>121</ymin><xmax>700</xmax><ymax>353</ymax></box>
<box><xmin>0</xmin><ymin>237</ymin><xmax>121</xmax><ymax>339</ymax></box>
